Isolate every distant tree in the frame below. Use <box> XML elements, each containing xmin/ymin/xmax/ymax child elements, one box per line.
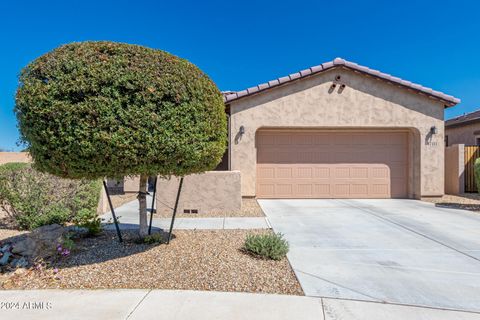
<box><xmin>15</xmin><ymin>41</ymin><xmax>227</xmax><ymax>237</ymax></box>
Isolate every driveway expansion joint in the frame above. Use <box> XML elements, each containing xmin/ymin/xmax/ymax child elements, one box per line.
<box><xmin>126</xmin><ymin>289</ymin><xmax>152</xmax><ymax>320</ymax></box>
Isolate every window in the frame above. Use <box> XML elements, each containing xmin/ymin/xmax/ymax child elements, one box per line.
<box><xmin>476</xmin><ymin>137</ymin><xmax>480</xmax><ymax>146</ymax></box>
<box><xmin>445</xmin><ymin>135</ymin><xmax>449</xmax><ymax>147</ymax></box>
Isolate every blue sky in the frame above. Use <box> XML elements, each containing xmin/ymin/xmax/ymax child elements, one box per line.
<box><xmin>1</xmin><ymin>0</ymin><xmax>479</xmax><ymax>151</ymax></box>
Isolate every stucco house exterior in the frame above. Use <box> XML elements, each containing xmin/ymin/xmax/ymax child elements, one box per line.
<box><xmin>445</xmin><ymin>110</ymin><xmax>480</xmax><ymax>146</ymax></box>
<box><xmin>156</xmin><ymin>58</ymin><xmax>460</xmax><ymax>214</ymax></box>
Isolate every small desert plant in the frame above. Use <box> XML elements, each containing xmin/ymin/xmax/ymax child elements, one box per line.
<box><xmin>244</xmin><ymin>233</ymin><xmax>289</xmax><ymax>260</ymax></box>
<box><xmin>56</xmin><ymin>234</ymin><xmax>75</xmax><ymax>257</ymax></box>
<box><xmin>142</xmin><ymin>233</ymin><xmax>165</xmax><ymax>244</ymax></box>
<box><xmin>73</xmin><ymin>209</ymin><xmax>102</xmax><ymax>236</ymax></box>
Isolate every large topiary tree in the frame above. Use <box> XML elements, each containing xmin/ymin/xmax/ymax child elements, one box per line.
<box><xmin>15</xmin><ymin>41</ymin><xmax>227</xmax><ymax>237</ymax></box>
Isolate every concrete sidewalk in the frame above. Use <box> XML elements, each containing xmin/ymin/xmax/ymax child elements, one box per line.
<box><xmin>101</xmin><ymin>195</ymin><xmax>270</xmax><ymax>230</ymax></box>
<box><xmin>0</xmin><ymin>289</ymin><xmax>478</xmax><ymax>320</ymax></box>
<box><xmin>102</xmin><ymin>216</ymin><xmax>270</xmax><ymax>231</ymax></box>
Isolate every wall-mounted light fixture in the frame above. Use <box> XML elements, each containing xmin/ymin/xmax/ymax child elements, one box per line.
<box><xmin>239</xmin><ymin>125</ymin><xmax>245</xmax><ymax>135</ymax></box>
<box><xmin>430</xmin><ymin>125</ymin><xmax>438</xmax><ymax>135</ymax></box>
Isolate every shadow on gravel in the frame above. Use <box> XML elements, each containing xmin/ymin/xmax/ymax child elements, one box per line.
<box><xmin>0</xmin><ymin>228</ymin><xmax>176</xmax><ymax>271</ymax></box>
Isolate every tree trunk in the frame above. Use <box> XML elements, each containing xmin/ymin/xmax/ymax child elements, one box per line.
<box><xmin>138</xmin><ymin>174</ymin><xmax>149</xmax><ymax>237</ymax></box>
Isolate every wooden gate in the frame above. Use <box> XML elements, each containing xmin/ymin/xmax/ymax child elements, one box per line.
<box><xmin>464</xmin><ymin>145</ymin><xmax>480</xmax><ymax>192</ymax></box>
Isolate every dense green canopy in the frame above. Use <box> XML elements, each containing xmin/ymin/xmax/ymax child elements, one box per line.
<box><xmin>15</xmin><ymin>41</ymin><xmax>227</xmax><ymax>179</ymax></box>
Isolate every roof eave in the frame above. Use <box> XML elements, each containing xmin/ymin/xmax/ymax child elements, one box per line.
<box><xmin>223</xmin><ymin>58</ymin><xmax>460</xmax><ymax>108</ymax></box>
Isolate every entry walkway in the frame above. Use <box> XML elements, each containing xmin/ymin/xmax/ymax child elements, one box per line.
<box><xmin>101</xmin><ymin>195</ymin><xmax>270</xmax><ymax>230</ymax></box>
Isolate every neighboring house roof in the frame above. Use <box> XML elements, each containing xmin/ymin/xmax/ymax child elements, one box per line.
<box><xmin>223</xmin><ymin>58</ymin><xmax>460</xmax><ymax>107</ymax></box>
<box><xmin>445</xmin><ymin>109</ymin><xmax>480</xmax><ymax>128</ymax></box>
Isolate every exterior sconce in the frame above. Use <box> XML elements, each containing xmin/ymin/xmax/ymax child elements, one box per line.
<box><xmin>239</xmin><ymin>125</ymin><xmax>245</xmax><ymax>135</ymax></box>
<box><xmin>430</xmin><ymin>126</ymin><xmax>438</xmax><ymax>135</ymax></box>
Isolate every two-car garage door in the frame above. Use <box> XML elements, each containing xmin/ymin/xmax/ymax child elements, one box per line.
<box><xmin>256</xmin><ymin>130</ymin><xmax>408</xmax><ymax>199</ymax></box>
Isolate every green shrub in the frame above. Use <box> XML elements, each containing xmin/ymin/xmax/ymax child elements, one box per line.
<box><xmin>15</xmin><ymin>41</ymin><xmax>227</xmax><ymax>180</ymax></box>
<box><xmin>0</xmin><ymin>163</ymin><xmax>101</xmax><ymax>230</ymax></box>
<box><xmin>475</xmin><ymin>158</ymin><xmax>480</xmax><ymax>193</ymax></box>
<box><xmin>73</xmin><ymin>208</ymin><xmax>102</xmax><ymax>236</ymax></box>
<box><xmin>17</xmin><ymin>204</ymin><xmax>71</xmax><ymax>230</ymax></box>
<box><xmin>244</xmin><ymin>233</ymin><xmax>289</xmax><ymax>261</ymax></box>
<box><xmin>61</xmin><ymin>234</ymin><xmax>76</xmax><ymax>251</ymax></box>
<box><xmin>15</xmin><ymin>41</ymin><xmax>227</xmax><ymax>237</ymax></box>
<box><xmin>142</xmin><ymin>233</ymin><xmax>165</xmax><ymax>244</ymax></box>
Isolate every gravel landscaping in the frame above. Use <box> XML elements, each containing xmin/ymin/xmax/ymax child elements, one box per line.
<box><xmin>0</xmin><ymin>229</ymin><xmax>302</xmax><ymax>295</ymax></box>
<box><xmin>422</xmin><ymin>193</ymin><xmax>480</xmax><ymax>212</ymax></box>
<box><xmin>156</xmin><ymin>198</ymin><xmax>265</xmax><ymax>218</ymax></box>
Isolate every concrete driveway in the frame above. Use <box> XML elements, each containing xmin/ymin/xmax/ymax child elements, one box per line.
<box><xmin>259</xmin><ymin>199</ymin><xmax>480</xmax><ymax>313</ymax></box>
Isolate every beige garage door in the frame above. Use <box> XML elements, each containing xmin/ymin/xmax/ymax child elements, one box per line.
<box><xmin>256</xmin><ymin>130</ymin><xmax>408</xmax><ymax>199</ymax></box>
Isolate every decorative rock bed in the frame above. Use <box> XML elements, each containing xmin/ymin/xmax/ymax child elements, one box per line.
<box><xmin>0</xmin><ymin>229</ymin><xmax>303</xmax><ymax>295</ymax></box>
<box><xmin>0</xmin><ymin>224</ymin><xmax>88</xmax><ymax>272</ymax></box>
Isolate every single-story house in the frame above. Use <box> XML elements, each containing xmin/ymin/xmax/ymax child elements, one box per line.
<box><xmin>445</xmin><ymin>110</ymin><xmax>480</xmax><ymax>146</ymax></box>
<box><xmin>158</xmin><ymin>58</ymin><xmax>460</xmax><ymax>213</ymax></box>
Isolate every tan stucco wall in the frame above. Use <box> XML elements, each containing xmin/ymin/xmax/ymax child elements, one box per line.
<box><xmin>155</xmin><ymin>171</ymin><xmax>242</xmax><ymax>215</ymax></box>
<box><xmin>446</xmin><ymin>122</ymin><xmax>480</xmax><ymax>146</ymax></box>
<box><xmin>124</xmin><ymin>176</ymin><xmax>140</xmax><ymax>192</ymax></box>
<box><xmin>0</xmin><ymin>152</ymin><xmax>31</xmax><ymax>165</ymax></box>
<box><xmin>229</xmin><ymin>68</ymin><xmax>446</xmax><ymax>198</ymax></box>
<box><xmin>97</xmin><ymin>188</ymin><xmax>109</xmax><ymax>214</ymax></box>
<box><xmin>445</xmin><ymin>144</ymin><xmax>464</xmax><ymax>195</ymax></box>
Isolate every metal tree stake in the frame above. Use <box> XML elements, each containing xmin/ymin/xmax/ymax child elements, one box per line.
<box><xmin>167</xmin><ymin>177</ymin><xmax>184</xmax><ymax>244</ymax></box>
<box><xmin>103</xmin><ymin>180</ymin><xmax>123</xmax><ymax>243</ymax></box>
<box><xmin>148</xmin><ymin>176</ymin><xmax>158</xmax><ymax>235</ymax></box>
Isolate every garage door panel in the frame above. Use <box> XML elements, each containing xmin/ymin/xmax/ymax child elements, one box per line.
<box><xmin>297</xmin><ymin>167</ymin><xmax>313</xmax><ymax>178</ymax></box>
<box><xmin>315</xmin><ymin>184</ymin><xmax>331</xmax><ymax>195</ymax></box>
<box><xmin>371</xmin><ymin>166</ymin><xmax>389</xmax><ymax>179</ymax></box>
<box><xmin>256</xmin><ymin>131</ymin><xmax>408</xmax><ymax>199</ymax></box>
<box><xmin>371</xmin><ymin>184</ymin><xmax>389</xmax><ymax>196</ymax></box>
<box><xmin>334</xmin><ymin>184</ymin><xmax>350</xmax><ymax>197</ymax></box>
<box><xmin>277</xmin><ymin>167</ymin><xmax>293</xmax><ymax>178</ymax></box>
<box><xmin>297</xmin><ymin>184</ymin><xmax>313</xmax><ymax>196</ymax></box>
<box><xmin>350</xmin><ymin>167</ymin><xmax>369</xmax><ymax>179</ymax></box>
<box><xmin>257</xmin><ymin>183</ymin><xmax>275</xmax><ymax>196</ymax></box>
<box><xmin>257</xmin><ymin>167</ymin><xmax>275</xmax><ymax>179</ymax></box>
<box><xmin>314</xmin><ymin>167</ymin><xmax>331</xmax><ymax>178</ymax></box>
<box><xmin>350</xmin><ymin>184</ymin><xmax>369</xmax><ymax>195</ymax></box>
<box><xmin>276</xmin><ymin>184</ymin><xmax>293</xmax><ymax>196</ymax></box>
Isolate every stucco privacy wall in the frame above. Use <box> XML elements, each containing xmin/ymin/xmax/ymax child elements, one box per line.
<box><xmin>446</xmin><ymin>122</ymin><xmax>480</xmax><ymax>146</ymax></box>
<box><xmin>445</xmin><ymin>144</ymin><xmax>465</xmax><ymax>194</ymax></box>
<box><xmin>229</xmin><ymin>68</ymin><xmax>445</xmax><ymax>198</ymax></box>
<box><xmin>124</xmin><ymin>176</ymin><xmax>140</xmax><ymax>192</ymax></box>
<box><xmin>0</xmin><ymin>152</ymin><xmax>31</xmax><ymax>165</ymax></box>
<box><xmin>155</xmin><ymin>171</ymin><xmax>241</xmax><ymax>215</ymax></box>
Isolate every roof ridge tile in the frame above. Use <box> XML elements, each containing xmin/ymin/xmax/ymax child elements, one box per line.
<box><xmin>223</xmin><ymin>58</ymin><xmax>460</xmax><ymax>106</ymax></box>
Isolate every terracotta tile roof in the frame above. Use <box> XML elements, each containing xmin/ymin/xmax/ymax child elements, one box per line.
<box><xmin>223</xmin><ymin>58</ymin><xmax>460</xmax><ymax>107</ymax></box>
<box><xmin>446</xmin><ymin>109</ymin><xmax>480</xmax><ymax>127</ymax></box>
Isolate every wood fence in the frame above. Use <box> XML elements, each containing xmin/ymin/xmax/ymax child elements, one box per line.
<box><xmin>464</xmin><ymin>145</ymin><xmax>480</xmax><ymax>192</ymax></box>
